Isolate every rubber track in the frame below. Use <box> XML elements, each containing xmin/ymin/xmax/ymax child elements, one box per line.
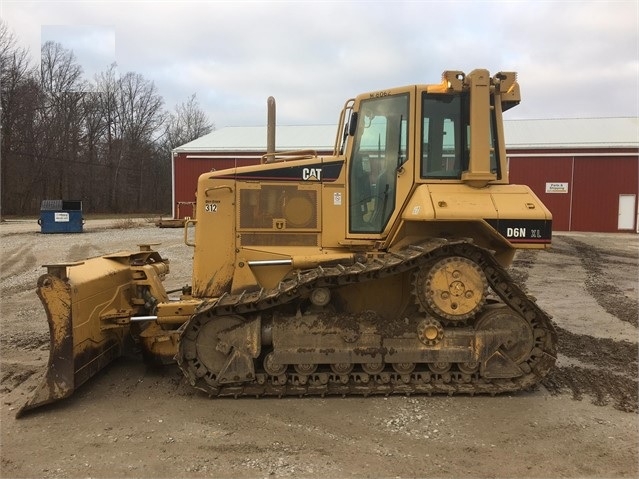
<box><xmin>177</xmin><ymin>239</ymin><xmax>558</xmax><ymax>397</ymax></box>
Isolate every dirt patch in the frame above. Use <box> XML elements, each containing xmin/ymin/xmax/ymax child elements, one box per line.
<box><xmin>508</xmin><ymin>248</ymin><xmax>535</xmax><ymax>288</ymax></box>
<box><xmin>1</xmin><ymin>223</ymin><xmax>638</xmax><ymax>478</ymax></box>
<box><xmin>542</xmin><ymin>326</ymin><xmax>638</xmax><ymax>413</ymax></box>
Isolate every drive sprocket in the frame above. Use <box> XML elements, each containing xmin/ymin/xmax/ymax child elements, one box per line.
<box><xmin>413</xmin><ymin>256</ymin><xmax>488</xmax><ymax>322</ymax></box>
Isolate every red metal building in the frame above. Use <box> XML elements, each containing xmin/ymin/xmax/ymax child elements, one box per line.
<box><xmin>172</xmin><ymin>118</ymin><xmax>638</xmax><ymax>233</ymax></box>
<box><xmin>505</xmin><ymin>118</ymin><xmax>638</xmax><ymax>232</ymax></box>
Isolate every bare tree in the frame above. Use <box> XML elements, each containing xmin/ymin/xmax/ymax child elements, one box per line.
<box><xmin>35</xmin><ymin>41</ymin><xmax>86</xmax><ymax>206</ymax></box>
<box><xmin>0</xmin><ymin>20</ymin><xmax>37</xmax><ymax>216</ymax></box>
<box><xmin>1</xmin><ymin>25</ymin><xmax>213</xmax><ymax>216</ymax></box>
<box><xmin>77</xmin><ymin>83</ymin><xmax>108</xmax><ymax>209</ymax></box>
<box><xmin>115</xmin><ymin>71</ymin><xmax>165</xmax><ymax>211</ymax></box>
<box><xmin>91</xmin><ymin>63</ymin><xmax>124</xmax><ymax>211</ymax></box>
<box><xmin>164</xmin><ymin>93</ymin><xmax>214</xmax><ymax>149</ymax></box>
<box><xmin>154</xmin><ymin>94</ymin><xmax>213</xmax><ymax>213</ymax></box>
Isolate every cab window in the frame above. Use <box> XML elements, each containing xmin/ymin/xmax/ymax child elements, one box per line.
<box><xmin>421</xmin><ymin>94</ymin><xmax>466</xmax><ymax>178</ymax></box>
<box><xmin>349</xmin><ymin>94</ymin><xmax>408</xmax><ymax>233</ymax></box>
<box><xmin>421</xmin><ymin>92</ymin><xmax>500</xmax><ymax>179</ymax></box>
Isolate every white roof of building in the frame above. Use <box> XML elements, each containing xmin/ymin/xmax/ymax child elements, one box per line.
<box><xmin>174</xmin><ymin>117</ymin><xmax>638</xmax><ymax>153</ymax></box>
<box><xmin>504</xmin><ymin>117</ymin><xmax>638</xmax><ymax>149</ymax></box>
<box><xmin>174</xmin><ymin>125</ymin><xmax>339</xmax><ymax>152</ymax></box>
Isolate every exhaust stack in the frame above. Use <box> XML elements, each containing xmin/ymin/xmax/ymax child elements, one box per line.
<box><xmin>265</xmin><ymin>96</ymin><xmax>276</xmax><ymax>163</ymax></box>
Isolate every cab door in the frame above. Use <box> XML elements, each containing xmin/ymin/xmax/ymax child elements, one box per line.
<box><xmin>347</xmin><ymin>88</ymin><xmax>415</xmax><ymax>238</ymax></box>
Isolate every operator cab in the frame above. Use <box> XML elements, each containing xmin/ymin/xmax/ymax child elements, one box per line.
<box><xmin>346</xmin><ymin>70</ymin><xmax>516</xmax><ymax>237</ymax></box>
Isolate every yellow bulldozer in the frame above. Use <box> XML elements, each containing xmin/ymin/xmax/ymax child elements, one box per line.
<box><xmin>19</xmin><ymin>69</ymin><xmax>557</xmax><ymax>416</ymax></box>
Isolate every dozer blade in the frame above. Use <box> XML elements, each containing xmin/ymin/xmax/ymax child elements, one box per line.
<box><xmin>17</xmin><ymin>251</ymin><xmax>169</xmax><ymax>417</ymax></box>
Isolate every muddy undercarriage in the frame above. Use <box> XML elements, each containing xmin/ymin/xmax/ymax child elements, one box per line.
<box><xmin>177</xmin><ymin>240</ymin><xmax>557</xmax><ymax>398</ymax></box>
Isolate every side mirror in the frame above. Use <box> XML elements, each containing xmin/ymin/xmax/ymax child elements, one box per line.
<box><xmin>348</xmin><ymin>112</ymin><xmax>358</xmax><ymax>136</ymax></box>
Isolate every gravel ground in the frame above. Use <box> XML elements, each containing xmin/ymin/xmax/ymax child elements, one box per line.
<box><xmin>1</xmin><ymin>219</ymin><xmax>637</xmax><ymax>478</ymax></box>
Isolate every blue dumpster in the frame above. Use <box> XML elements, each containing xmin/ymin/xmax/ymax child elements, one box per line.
<box><xmin>39</xmin><ymin>200</ymin><xmax>84</xmax><ymax>233</ymax></box>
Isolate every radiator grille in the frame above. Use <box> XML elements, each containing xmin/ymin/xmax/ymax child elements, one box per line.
<box><xmin>239</xmin><ymin>185</ymin><xmax>318</xmax><ymax>230</ymax></box>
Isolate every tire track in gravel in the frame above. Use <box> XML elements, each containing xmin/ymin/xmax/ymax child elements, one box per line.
<box><xmin>561</xmin><ymin>236</ymin><xmax>638</xmax><ymax>327</ymax></box>
<box><xmin>1</xmin><ymin>242</ymin><xmax>38</xmax><ymax>296</ymax></box>
<box><xmin>65</xmin><ymin>243</ymin><xmax>101</xmax><ymax>262</ymax></box>
<box><xmin>544</xmin><ymin>326</ymin><xmax>639</xmax><ymax>413</ymax></box>
<box><xmin>1</xmin><ymin>243</ymin><xmax>36</xmax><ymax>280</ymax></box>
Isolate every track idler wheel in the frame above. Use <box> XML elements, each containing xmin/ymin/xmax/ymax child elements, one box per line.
<box><xmin>263</xmin><ymin>351</ymin><xmax>287</xmax><ymax>376</ymax></box>
<box><xmin>178</xmin><ymin>314</ymin><xmax>260</xmax><ymax>387</ymax></box>
<box><xmin>414</xmin><ymin>256</ymin><xmax>488</xmax><ymax>323</ymax></box>
<box><xmin>475</xmin><ymin>306</ymin><xmax>535</xmax><ymax>379</ymax></box>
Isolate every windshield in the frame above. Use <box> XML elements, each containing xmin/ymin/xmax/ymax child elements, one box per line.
<box><xmin>348</xmin><ymin>94</ymin><xmax>409</xmax><ymax>233</ymax></box>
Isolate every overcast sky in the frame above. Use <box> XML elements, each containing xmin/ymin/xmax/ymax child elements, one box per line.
<box><xmin>2</xmin><ymin>0</ymin><xmax>638</xmax><ymax>128</ymax></box>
